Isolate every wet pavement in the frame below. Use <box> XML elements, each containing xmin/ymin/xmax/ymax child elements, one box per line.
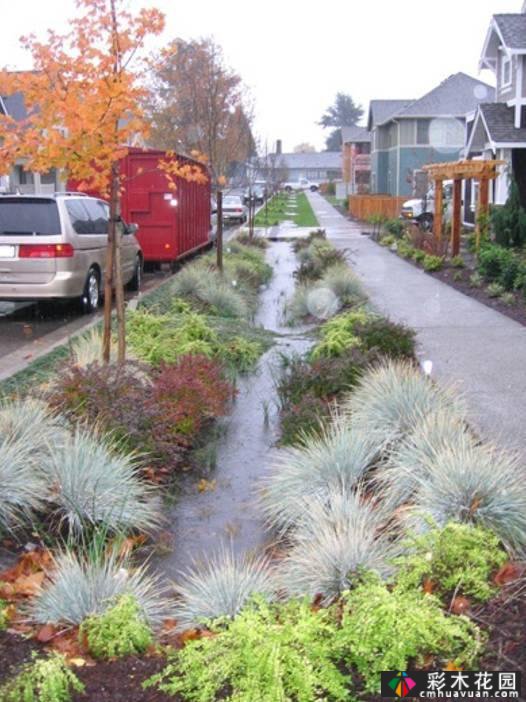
<box><xmin>155</xmin><ymin>239</ymin><xmax>312</xmax><ymax>580</ymax></box>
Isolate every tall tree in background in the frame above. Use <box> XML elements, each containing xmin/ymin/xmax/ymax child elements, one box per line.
<box><xmin>293</xmin><ymin>143</ymin><xmax>316</xmax><ymax>153</ymax></box>
<box><xmin>0</xmin><ymin>0</ymin><xmax>165</xmax><ymax>362</ymax></box>
<box><xmin>319</xmin><ymin>93</ymin><xmax>364</xmax><ymax>151</ymax></box>
<box><xmin>147</xmin><ymin>37</ymin><xmax>255</xmax><ymax>184</ymax></box>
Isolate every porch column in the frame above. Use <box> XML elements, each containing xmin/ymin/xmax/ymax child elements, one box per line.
<box><xmin>475</xmin><ymin>176</ymin><xmax>490</xmax><ymax>252</ymax></box>
<box><xmin>433</xmin><ymin>178</ymin><xmax>443</xmax><ymax>244</ymax></box>
<box><xmin>451</xmin><ymin>178</ymin><xmax>462</xmax><ymax>257</ymax></box>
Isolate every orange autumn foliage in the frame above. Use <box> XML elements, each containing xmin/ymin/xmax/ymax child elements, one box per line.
<box><xmin>0</xmin><ymin>0</ymin><xmax>165</xmax><ymax>195</ymax></box>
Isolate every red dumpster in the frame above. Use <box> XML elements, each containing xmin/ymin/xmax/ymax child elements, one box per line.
<box><xmin>69</xmin><ymin>147</ymin><xmax>212</xmax><ymax>264</ymax></box>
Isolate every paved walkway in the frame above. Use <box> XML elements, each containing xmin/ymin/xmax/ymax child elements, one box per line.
<box><xmin>307</xmin><ymin>191</ymin><xmax>526</xmax><ymax>457</ymax></box>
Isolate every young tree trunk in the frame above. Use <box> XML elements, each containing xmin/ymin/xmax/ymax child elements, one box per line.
<box><xmin>102</xmin><ymin>171</ymin><xmax>118</xmax><ymax>363</ymax></box>
<box><xmin>112</xmin><ymin>160</ymin><xmax>126</xmax><ymax>362</ymax></box>
<box><xmin>216</xmin><ymin>189</ymin><xmax>223</xmax><ymax>273</ymax></box>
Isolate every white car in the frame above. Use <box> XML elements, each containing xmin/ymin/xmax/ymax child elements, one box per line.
<box><xmin>401</xmin><ymin>181</ymin><xmax>453</xmax><ymax>230</ymax></box>
<box><xmin>283</xmin><ymin>178</ymin><xmax>319</xmax><ymax>193</ymax></box>
<box><xmin>222</xmin><ymin>195</ymin><xmax>248</xmax><ymax>224</ymax></box>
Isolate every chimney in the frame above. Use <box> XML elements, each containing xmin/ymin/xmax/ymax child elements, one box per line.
<box><xmin>276</xmin><ymin>139</ymin><xmax>282</xmax><ymax>155</ymax></box>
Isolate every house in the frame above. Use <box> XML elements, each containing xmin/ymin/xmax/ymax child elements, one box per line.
<box><xmin>261</xmin><ymin>150</ymin><xmax>342</xmax><ymax>184</ymax></box>
<box><xmin>341</xmin><ymin>126</ymin><xmax>371</xmax><ymax>195</ymax></box>
<box><xmin>368</xmin><ymin>73</ymin><xmax>495</xmax><ymax>198</ymax></box>
<box><xmin>0</xmin><ymin>91</ymin><xmax>61</xmax><ymax>194</ymax></box>
<box><xmin>466</xmin><ymin>3</ymin><xmax>526</xmax><ymax>208</ymax></box>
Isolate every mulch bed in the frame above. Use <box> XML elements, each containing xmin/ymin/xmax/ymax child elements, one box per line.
<box><xmin>429</xmin><ymin>265</ymin><xmax>526</xmax><ymax>327</ymax></box>
<box><xmin>71</xmin><ymin>655</ymin><xmax>177</xmax><ymax>702</ymax></box>
<box><xmin>0</xmin><ymin>629</ymin><xmax>41</xmax><ymax>685</ymax></box>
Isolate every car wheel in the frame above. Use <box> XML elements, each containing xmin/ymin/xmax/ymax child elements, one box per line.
<box><xmin>419</xmin><ymin>214</ymin><xmax>434</xmax><ymax>232</ymax></box>
<box><xmin>285</xmin><ymin>186</ymin><xmax>292</xmax><ymax>193</ymax></box>
<box><xmin>81</xmin><ymin>267</ymin><xmax>100</xmax><ymax>314</ymax></box>
<box><xmin>310</xmin><ymin>185</ymin><xmax>318</xmax><ymax>192</ymax></box>
<box><xmin>127</xmin><ymin>255</ymin><xmax>143</xmax><ymax>292</ymax></box>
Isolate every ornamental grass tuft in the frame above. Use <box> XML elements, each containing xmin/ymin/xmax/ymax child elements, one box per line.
<box><xmin>173</xmin><ymin>548</ymin><xmax>275</xmax><ymax>629</ymax></box>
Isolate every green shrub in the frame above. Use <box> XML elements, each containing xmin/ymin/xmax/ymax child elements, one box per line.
<box><xmin>501</xmin><ymin>291</ymin><xmax>516</xmax><ymax>306</ymax></box>
<box><xmin>310</xmin><ymin>310</ymin><xmax>368</xmax><ymax>359</ymax></box>
<box><xmin>499</xmin><ymin>256</ymin><xmax>521</xmax><ymax>291</ymax></box>
<box><xmin>80</xmin><ymin>594</ymin><xmax>153</xmax><ymax>659</ymax></box>
<box><xmin>395</xmin><ymin>522</ymin><xmax>507</xmax><ymax>602</ymax></box>
<box><xmin>0</xmin><ymin>653</ymin><xmax>84</xmax><ymax>702</ymax></box>
<box><xmin>292</xmin><ymin>229</ymin><xmax>326</xmax><ymax>253</ymax></box>
<box><xmin>0</xmin><ymin>598</ymin><xmax>8</xmax><ymax>630</ymax></box>
<box><xmin>487</xmin><ymin>282</ymin><xmax>504</xmax><ymax>298</ymax></box>
<box><xmin>512</xmin><ymin>261</ymin><xmax>526</xmax><ymax>290</ymax></box>
<box><xmin>422</xmin><ymin>255</ymin><xmax>444</xmax><ymax>272</ymax></box>
<box><xmin>469</xmin><ymin>272</ymin><xmax>483</xmax><ymax>288</ymax></box>
<box><xmin>280</xmin><ymin>394</ymin><xmax>332</xmax><ymax>446</ymax></box>
<box><xmin>490</xmin><ymin>179</ymin><xmax>526</xmax><ymax>247</ymax></box>
<box><xmin>450</xmin><ymin>255</ymin><xmax>465</xmax><ymax>268</ymax></box>
<box><xmin>337</xmin><ymin>579</ymin><xmax>483</xmax><ymax>694</ymax></box>
<box><xmin>396</xmin><ymin>241</ymin><xmax>415</xmax><ymax>259</ymax></box>
<box><xmin>477</xmin><ymin>244</ymin><xmax>514</xmax><ymax>282</ymax></box>
<box><xmin>383</xmin><ymin>218</ymin><xmax>405</xmax><ymax>238</ymax></box>
<box><xmin>234</xmin><ymin>232</ymin><xmax>269</xmax><ymax>249</ymax></box>
<box><xmin>353</xmin><ymin>316</ymin><xmax>415</xmax><ymax>360</ymax></box>
<box><xmin>145</xmin><ymin>598</ymin><xmax>349</xmax><ymax>702</ymax></box>
<box><xmin>379</xmin><ymin>234</ymin><xmax>395</xmax><ymax>247</ymax></box>
<box><xmin>411</xmin><ymin>248</ymin><xmax>426</xmax><ymax>263</ymax></box>
<box><xmin>295</xmin><ymin>241</ymin><xmax>346</xmax><ymax>283</ymax></box>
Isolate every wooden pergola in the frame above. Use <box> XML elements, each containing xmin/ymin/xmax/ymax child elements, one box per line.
<box><xmin>422</xmin><ymin>159</ymin><xmax>505</xmax><ymax>256</ymax></box>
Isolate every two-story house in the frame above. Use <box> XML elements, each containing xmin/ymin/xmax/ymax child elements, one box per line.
<box><xmin>341</xmin><ymin>126</ymin><xmax>371</xmax><ymax>195</ymax></box>
<box><xmin>0</xmin><ymin>90</ymin><xmax>61</xmax><ymax>194</ymax></box>
<box><xmin>466</xmin><ymin>3</ymin><xmax>526</xmax><ymax>208</ymax></box>
<box><xmin>369</xmin><ymin>73</ymin><xmax>495</xmax><ymax>198</ymax></box>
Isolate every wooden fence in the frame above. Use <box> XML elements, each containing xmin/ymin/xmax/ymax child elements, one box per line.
<box><xmin>348</xmin><ymin>195</ymin><xmax>406</xmax><ymax>221</ymax></box>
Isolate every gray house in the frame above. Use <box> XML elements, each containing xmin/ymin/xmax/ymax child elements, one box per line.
<box><xmin>467</xmin><ymin>5</ymin><xmax>526</xmax><ymax>207</ymax></box>
<box><xmin>264</xmin><ymin>151</ymin><xmax>342</xmax><ymax>183</ymax></box>
<box><xmin>368</xmin><ymin>73</ymin><xmax>495</xmax><ymax>197</ymax></box>
<box><xmin>0</xmin><ymin>91</ymin><xmax>61</xmax><ymax>194</ymax></box>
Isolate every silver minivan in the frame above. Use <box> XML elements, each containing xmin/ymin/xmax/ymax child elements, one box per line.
<box><xmin>0</xmin><ymin>193</ymin><xmax>143</xmax><ymax>312</ymax></box>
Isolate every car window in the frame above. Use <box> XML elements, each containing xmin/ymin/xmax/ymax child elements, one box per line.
<box><xmin>224</xmin><ymin>197</ymin><xmax>241</xmax><ymax>206</ymax></box>
<box><xmin>83</xmin><ymin>199</ymin><xmax>109</xmax><ymax>235</ymax></box>
<box><xmin>65</xmin><ymin>199</ymin><xmax>93</xmax><ymax>234</ymax></box>
<box><xmin>0</xmin><ymin>199</ymin><xmax>61</xmax><ymax>235</ymax></box>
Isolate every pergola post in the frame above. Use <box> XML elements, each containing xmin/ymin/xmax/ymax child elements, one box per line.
<box><xmin>433</xmin><ymin>178</ymin><xmax>443</xmax><ymax>245</ymax></box>
<box><xmin>476</xmin><ymin>176</ymin><xmax>490</xmax><ymax>252</ymax></box>
<box><xmin>451</xmin><ymin>178</ymin><xmax>462</xmax><ymax>257</ymax></box>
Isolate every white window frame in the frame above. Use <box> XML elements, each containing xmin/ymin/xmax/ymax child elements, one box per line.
<box><xmin>501</xmin><ymin>53</ymin><xmax>512</xmax><ymax>89</ymax></box>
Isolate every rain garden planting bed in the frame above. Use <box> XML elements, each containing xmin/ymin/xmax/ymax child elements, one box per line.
<box><xmin>0</xmin><ymin>231</ymin><xmax>525</xmax><ymax>701</ymax></box>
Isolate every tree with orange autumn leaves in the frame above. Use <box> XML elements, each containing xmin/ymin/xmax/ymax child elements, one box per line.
<box><xmin>0</xmin><ymin>0</ymin><xmax>207</xmax><ymax>362</ymax></box>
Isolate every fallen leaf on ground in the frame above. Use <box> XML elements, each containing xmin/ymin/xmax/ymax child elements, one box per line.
<box><xmin>450</xmin><ymin>596</ymin><xmax>471</xmax><ymax>615</ymax></box>
<box><xmin>494</xmin><ymin>562</ymin><xmax>524</xmax><ymax>587</ymax></box>
<box><xmin>36</xmin><ymin>624</ymin><xmax>59</xmax><ymax>643</ymax></box>
<box><xmin>197</xmin><ymin>479</ymin><xmax>216</xmax><ymax>493</ymax></box>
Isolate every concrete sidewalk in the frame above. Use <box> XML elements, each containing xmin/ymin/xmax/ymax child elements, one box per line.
<box><xmin>307</xmin><ymin>191</ymin><xmax>526</xmax><ymax>457</ymax></box>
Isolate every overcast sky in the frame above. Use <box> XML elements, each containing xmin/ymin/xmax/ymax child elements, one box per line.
<box><xmin>0</xmin><ymin>0</ymin><xmax>520</xmax><ymax>151</ymax></box>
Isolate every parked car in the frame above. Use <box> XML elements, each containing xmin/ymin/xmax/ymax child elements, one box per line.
<box><xmin>243</xmin><ymin>184</ymin><xmax>266</xmax><ymax>205</ymax></box>
<box><xmin>222</xmin><ymin>195</ymin><xmax>248</xmax><ymax>224</ymax></box>
<box><xmin>210</xmin><ymin>197</ymin><xmax>218</xmax><ymax>241</ymax></box>
<box><xmin>400</xmin><ymin>181</ymin><xmax>454</xmax><ymax>230</ymax></box>
<box><xmin>282</xmin><ymin>178</ymin><xmax>319</xmax><ymax>192</ymax></box>
<box><xmin>0</xmin><ymin>193</ymin><xmax>142</xmax><ymax>312</ymax></box>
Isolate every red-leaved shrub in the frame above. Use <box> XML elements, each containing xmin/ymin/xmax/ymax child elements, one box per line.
<box><xmin>48</xmin><ymin>355</ymin><xmax>233</xmax><ymax>477</ymax></box>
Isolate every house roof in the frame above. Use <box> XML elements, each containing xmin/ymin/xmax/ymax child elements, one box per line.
<box><xmin>341</xmin><ymin>125</ymin><xmax>371</xmax><ymax>144</ymax></box>
<box><xmin>268</xmin><ymin>151</ymin><xmax>341</xmax><ymax>170</ymax></box>
<box><xmin>367</xmin><ymin>100</ymin><xmax>413</xmax><ymax>130</ymax></box>
<box><xmin>384</xmin><ymin>73</ymin><xmax>495</xmax><ymax>122</ymax></box>
<box><xmin>493</xmin><ymin>14</ymin><xmax>526</xmax><ymax>50</ymax></box>
<box><xmin>479</xmin><ymin>103</ymin><xmax>526</xmax><ymax>144</ymax></box>
<box><xmin>0</xmin><ymin>92</ymin><xmax>28</xmax><ymax>121</ymax></box>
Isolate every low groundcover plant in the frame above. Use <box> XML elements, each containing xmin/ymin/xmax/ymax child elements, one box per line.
<box><xmin>145</xmin><ymin>597</ymin><xmax>350</xmax><ymax>702</ymax></box>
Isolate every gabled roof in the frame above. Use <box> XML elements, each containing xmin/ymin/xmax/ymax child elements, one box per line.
<box><xmin>341</xmin><ymin>125</ymin><xmax>371</xmax><ymax>144</ymax></box>
<box><xmin>367</xmin><ymin>99</ymin><xmax>413</xmax><ymax>130</ymax></box>
<box><xmin>267</xmin><ymin>151</ymin><xmax>342</xmax><ymax>170</ymax></box>
<box><xmin>480</xmin><ymin>14</ymin><xmax>526</xmax><ymax>69</ymax></box>
<box><xmin>382</xmin><ymin>73</ymin><xmax>495</xmax><ymax>122</ymax></box>
<box><xmin>493</xmin><ymin>14</ymin><xmax>526</xmax><ymax>50</ymax></box>
<box><xmin>467</xmin><ymin>103</ymin><xmax>526</xmax><ymax>152</ymax></box>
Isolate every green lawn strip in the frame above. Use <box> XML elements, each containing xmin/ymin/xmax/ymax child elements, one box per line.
<box><xmin>255</xmin><ymin>192</ymin><xmax>318</xmax><ymax>228</ymax></box>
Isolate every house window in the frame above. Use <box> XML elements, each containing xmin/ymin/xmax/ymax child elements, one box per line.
<box><xmin>501</xmin><ymin>54</ymin><xmax>512</xmax><ymax>87</ymax></box>
<box><xmin>416</xmin><ymin>120</ymin><xmax>430</xmax><ymax>145</ymax></box>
